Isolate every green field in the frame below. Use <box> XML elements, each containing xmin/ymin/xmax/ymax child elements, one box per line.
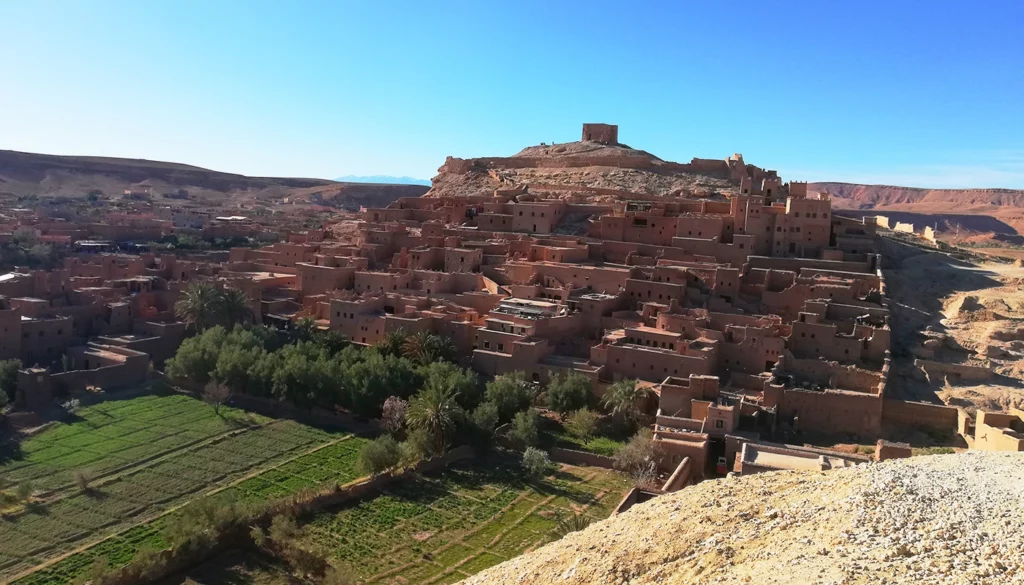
<box><xmin>1</xmin><ymin>393</ymin><xmax>366</xmax><ymax>585</ymax></box>
<box><xmin>307</xmin><ymin>458</ymin><xmax>630</xmax><ymax>584</ymax></box>
<box><xmin>164</xmin><ymin>459</ymin><xmax>631</xmax><ymax>585</ymax></box>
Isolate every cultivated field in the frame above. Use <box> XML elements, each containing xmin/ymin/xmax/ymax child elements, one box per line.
<box><xmin>2</xmin><ymin>393</ymin><xmax>366</xmax><ymax>585</ymax></box>
<box><xmin>168</xmin><ymin>459</ymin><xmax>631</xmax><ymax>585</ymax></box>
<box><xmin>313</xmin><ymin>460</ymin><xmax>626</xmax><ymax>584</ymax></box>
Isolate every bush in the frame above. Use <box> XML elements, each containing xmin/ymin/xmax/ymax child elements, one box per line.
<box><xmin>522</xmin><ymin>447</ymin><xmax>551</xmax><ymax>478</ymax></box>
<box><xmin>74</xmin><ymin>470</ymin><xmax>93</xmax><ymax>492</ymax></box>
<box><xmin>400</xmin><ymin>428</ymin><xmax>433</xmax><ymax>465</ymax></box>
<box><xmin>0</xmin><ymin>358</ymin><xmax>20</xmax><ymax>404</ymax></box>
<box><xmin>15</xmin><ymin>481</ymin><xmax>33</xmax><ymax>502</ymax></box>
<box><xmin>613</xmin><ymin>428</ymin><xmax>659</xmax><ymax>477</ymax></box>
<box><xmin>356</xmin><ymin>436</ymin><xmax>402</xmax><ymax>476</ymax></box>
<box><xmin>554</xmin><ymin>513</ymin><xmax>592</xmax><ymax>537</ymax></box>
<box><xmin>484</xmin><ymin>371</ymin><xmax>533</xmax><ymax>422</ymax></box>
<box><xmin>566</xmin><ymin>408</ymin><xmax>599</xmax><ymax>445</ymax></box>
<box><xmin>546</xmin><ymin>372</ymin><xmax>590</xmax><ymax>416</ymax></box>
<box><xmin>511</xmin><ymin>409</ymin><xmax>541</xmax><ymax>447</ymax></box>
<box><xmin>470</xmin><ymin>400</ymin><xmax>500</xmax><ymax>435</ymax></box>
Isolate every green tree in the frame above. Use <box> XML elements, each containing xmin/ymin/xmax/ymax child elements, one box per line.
<box><xmin>546</xmin><ymin>371</ymin><xmax>591</xmax><ymax>417</ymax></box>
<box><xmin>470</xmin><ymin>401</ymin><xmax>500</xmax><ymax>435</ymax></box>
<box><xmin>403</xmin><ymin>331</ymin><xmax>456</xmax><ymax>365</ymax></box>
<box><xmin>292</xmin><ymin>316</ymin><xmax>318</xmax><ymax>343</ymax></box>
<box><xmin>419</xmin><ymin>361</ymin><xmax>479</xmax><ymax>409</ymax></box>
<box><xmin>0</xmin><ymin>359</ymin><xmax>18</xmax><ymax>404</ymax></box>
<box><xmin>175</xmin><ymin>281</ymin><xmax>223</xmax><ymax>331</ymax></box>
<box><xmin>602</xmin><ymin>379</ymin><xmax>650</xmax><ymax>431</ymax></box>
<box><xmin>406</xmin><ymin>383</ymin><xmax>463</xmax><ymax>455</ymax></box>
<box><xmin>166</xmin><ymin>326</ymin><xmax>230</xmax><ymax>385</ymax></box>
<box><xmin>400</xmin><ymin>427</ymin><xmax>433</xmax><ymax>465</ymax></box>
<box><xmin>484</xmin><ymin>371</ymin><xmax>533</xmax><ymax>423</ymax></box>
<box><xmin>356</xmin><ymin>436</ymin><xmax>402</xmax><ymax>476</ymax></box>
<box><xmin>566</xmin><ymin>408</ymin><xmax>599</xmax><ymax>445</ymax></box>
<box><xmin>378</xmin><ymin>328</ymin><xmax>408</xmax><ymax>357</ymax></box>
<box><xmin>218</xmin><ymin>287</ymin><xmax>254</xmax><ymax>328</ymax></box>
<box><xmin>511</xmin><ymin>409</ymin><xmax>541</xmax><ymax>447</ymax></box>
<box><xmin>521</xmin><ymin>447</ymin><xmax>551</xmax><ymax>478</ymax></box>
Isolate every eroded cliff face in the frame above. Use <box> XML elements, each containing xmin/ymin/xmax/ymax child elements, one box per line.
<box><xmin>812</xmin><ymin>182</ymin><xmax>1024</xmax><ymax>209</ymax></box>
<box><xmin>460</xmin><ymin>452</ymin><xmax>1024</xmax><ymax>585</ymax></box>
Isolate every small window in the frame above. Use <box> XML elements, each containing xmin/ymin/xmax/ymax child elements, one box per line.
<box><xmin>715</xmin><ymin>420</ymin><xmax>724</xmax><ymax>429</ymax></box>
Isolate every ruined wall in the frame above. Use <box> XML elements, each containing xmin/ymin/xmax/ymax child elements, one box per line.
<box><xmin>779</xmin><ymin>388</ymin><xmax>883</xmax><ymax>437</ymax></box>
<box><xmin>882</xmin><ymin>399</ymin><xmax>958</xmax><ymax>436</ymax></box>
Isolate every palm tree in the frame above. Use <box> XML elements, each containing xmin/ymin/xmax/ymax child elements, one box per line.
<box><xmin>406</xmin><ymin>383</ymin><xmax>463</xmax><ymax>455</ymax></box>
<box><xmin>402</xmin><ymin>331</ymin><xmax>432</xmax><ymax>364</ymax></box>
<box><xmin>424</xmin><ymin>334</ymin><xmax>457</xmax><ymax>364</ymax></box>
<box><xmin>218</xmin><ymin>287</ymin><xmax>253</xmax><ymax>328</ymax></box>
<box><xmin>292</xmin><ymin>316</ymin><xmax>318</xmax><ymax>342</ymax></box>
<box><xmin>601</xmin><ymin>379</ymin><xmax>649</xmax><ymax>430</ymax></box>
<box><xmin>554</xmin><ymin>513</ymin><xmax>592</xmax><ymax>538</ymax></box>
<box><xmin>379</xmin><ymin>328</ymin><xmax>408</xmax><ymax>357</ymax></box>
<box><xmin>175</xmin><ymin>281</ymin><xmax>222</xmax><ymax>331</ymax></box>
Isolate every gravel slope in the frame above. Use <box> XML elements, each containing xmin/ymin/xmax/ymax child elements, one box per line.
<box><xmin>460</xmin><ymin>452</ymin><xmax>1024</xmax><ymax>585</ymax></box>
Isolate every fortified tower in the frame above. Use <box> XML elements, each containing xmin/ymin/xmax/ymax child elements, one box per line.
<box><xmin>581</xmin><ymin>123</ymin><xmax>618</xmax><ymax>144</ymax></box>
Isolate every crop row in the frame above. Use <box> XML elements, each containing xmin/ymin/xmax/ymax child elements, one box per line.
<box><xmin>297</xmin><ymin>460</ymin><xmax>631</xmax><ymax>584</ymax></box>
<box><xmin>7</xmin><ymin>433</ymin><xmax>365</xmax><ymax>585</ymax></box>
<box><xmin>1</xmin><ymin>394</ymin><xmax>272</xmax><ymax>491</ymax></box>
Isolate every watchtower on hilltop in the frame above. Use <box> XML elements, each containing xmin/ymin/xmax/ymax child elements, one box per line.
<box><xmin>582</xmin><ymin>123</ymin><xmax>618</xmax><ymax>144</ymax></box>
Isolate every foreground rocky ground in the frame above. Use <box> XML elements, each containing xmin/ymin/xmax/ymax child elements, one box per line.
<box><xmin>460</xmin><ymin>452</ymin><xmax>1024</xmax><ymax>585</ymax></box>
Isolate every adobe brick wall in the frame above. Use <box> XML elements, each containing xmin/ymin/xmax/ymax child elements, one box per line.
<box><xmin>549</xmin><ymin>447</ymin><xmax>616</xmax><ymax>469</ymax></box>
<box><xmin>882</xmin><ymin>399</ymin><xmax>958</xmax><ymax>436</ymax></box>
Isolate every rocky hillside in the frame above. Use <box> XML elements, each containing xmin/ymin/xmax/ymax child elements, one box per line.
<box><xmin>0</xmin><ymin>149</ymin><xmax>427</xmax><ymax>210</ymax></box>
<box><xmin>812</xmin><ymin>182</ymin><xmax>1024</xmax><ymax>210</ymax></box>
<box><xmin>461</xmin><ymin>452</ymin><xmax>1024</xmax><ymax>585</ymax></box>
<box><xmin>425</xmin><ymin>141</ymin><xmax>752</xmax><ymax>202</ymax></box>
<box><xmin>815</xmin><ymin>182</ymin><xmax>1024</xmax><ymax>237</ymax></box>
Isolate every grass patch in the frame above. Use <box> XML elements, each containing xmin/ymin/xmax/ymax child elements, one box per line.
<box><xmin>5</xmin><ymin>394</ymin><xmax>362</xmax><ymax>585</ymax></box>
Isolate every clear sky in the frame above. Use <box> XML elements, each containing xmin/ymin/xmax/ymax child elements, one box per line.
<box><xmin>1</xmin><ymin>0</ymin><xmax>1022</xmax><ymax>188</ymax></box>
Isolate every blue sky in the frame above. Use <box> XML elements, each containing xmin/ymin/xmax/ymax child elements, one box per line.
<box><xmin>1</xmin><ymin>1</ymin><xmax>1022</xmax><ymax>188</ymax></box>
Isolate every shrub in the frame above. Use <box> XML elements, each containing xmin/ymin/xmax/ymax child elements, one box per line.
<box><xmin>546</xmin><ymin>372</ymin><xmax>590</xmax><ymax>416</ymax></box>
<box><xmin>470</xmin><ymin>400</ymin><xmax>500</xmax><ymax>435</ymax></box>
<box><xmin>15</xmin><ymin>481</ymin><xmax>33</xmax><ymax>502</ymax></box>
<box><xmin>400</xmin><ymin>428</ymin><xmax>433</xmax><ymax>465</ymax></box>
<box><xmin>566</xmin><ymin>408</ymin><xmax>599</xmax><ymax>445</ymax></box>
<box><xmin>0</xmin><ymin>359</ymin><xmax>19</xmax><ymax>403</ymax></box>
<box><xmin>522</xmin><ymin>447</ymin><xmax>551</xmax><ymax>478</ymax></box>
<box><xmin>554</xmin><ymin>513</ymin><xmax>592</xmax><ymax>537</ymax></box>
<box><xmin>356</xmin><ymin>436</ymin><xmax>402</xmax><ymax>476</ymax></box>
<box><xmin>613</xmin><ymin>428</ymin><xmax>660</xmax><ymax>477</ymax></box>
<box><xmin>74</xmin><ymin>470</ymin><xmax>93</xmax><ymax>492</ymax></box>
<box><xmin>511</xmin><ymin>409</ymin><xmax>541</xmax><ymax>447</ymax></box>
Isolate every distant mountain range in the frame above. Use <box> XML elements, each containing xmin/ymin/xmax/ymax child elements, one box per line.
<box><xmin>335</xmin><ymin>175</ymin><xmax>431</xmax><ymax>186</ymax></box>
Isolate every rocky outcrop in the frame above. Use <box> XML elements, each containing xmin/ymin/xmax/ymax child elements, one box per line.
<box><xmin>424</xmin><ymin>142</ymin><xmax>754</xmax><ymax>201</ymax></box>
<box><xmin>461</xmin><ymin>452</ymin><xmax>1024</xmax><ymax>585</ymax></box>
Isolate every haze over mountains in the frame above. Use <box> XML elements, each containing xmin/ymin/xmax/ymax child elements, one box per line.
<box><xmin>334</xmin><ymin>175</ymin><xmax>431</xmax><ymax>186</ymax></box>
